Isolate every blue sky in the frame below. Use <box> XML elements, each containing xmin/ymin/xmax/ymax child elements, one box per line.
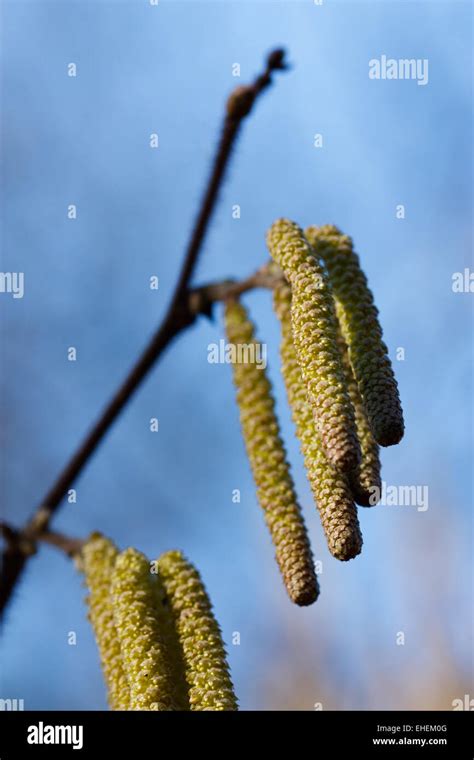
<box><xmin>1</xmin><ymin>0</ymin><xmax>472</xmax><ymax>710</ymax></box>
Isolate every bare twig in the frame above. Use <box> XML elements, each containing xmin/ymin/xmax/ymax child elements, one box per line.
<box><xmin>188</xmin><ymin>263</ymin><xmax>283</xmax><ymax>313</ymax></box>
<box><xmin>36</xmin><ymin>530</ymin><xmax>85</xmax><ymax>559</ymax></box>
<box><xmin>0</xmin><ymin>522</ymin><xmax>35</xmax><ymax>557</ymax></box>
<box><xmin>0</xmin><ymin>49</ymin><xmax>288</xmax><ymax>621</ymax></box>
<box><xmin>0</xmin><ymin>522</ymin><xmax>83</xmax><ymax>559</ymax></box>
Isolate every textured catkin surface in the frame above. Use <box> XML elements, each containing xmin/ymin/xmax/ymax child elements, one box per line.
<box><xmin>157</xmin><ymin>550</ymin><xmax>238</xmax><ymax>711</ymax></box>
<box><xmin>152</xmin><ymin>572</ymin><xmax>190</xmax><ymax>710</ymax></box>
<box><xmin>111</xmin><ymin>548</ymin><xmax>178</xmax><ymax>711</ymax></box>
<box><xmin>336</xmin><ymin>331</ymin><xmax>382</xmax><ymax>507</ymax></box>
<box><xmin>306</xmin><ymin>225</ymin><xmax>404</xmax><ymax>447</ymax></box>
<box><xmin>82</xmin><ymin>533</ymin><xmax>130</xmax><ymax>710</ymax></box>
<box><xmin>266</xmin><ymin>218</ymin><xmax>360</xmax><ymax>473</ymax></box>
<box><xmin>273</xmin><ymin>282</ymin><xmax>362</xmax><ymax>561</ymax></box>
<box><xmin>224</xmin><ymin>299</ymin><xmax>319</xmax><ymax>605</ymax></box>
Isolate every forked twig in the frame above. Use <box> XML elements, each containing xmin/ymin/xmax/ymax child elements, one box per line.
<box><xmin>0</xmin><ymin>49</ymin><xmax>288</xmax><ymax>621</ymax></box>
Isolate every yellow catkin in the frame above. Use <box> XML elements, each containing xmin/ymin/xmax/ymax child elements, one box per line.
<box><xmin>111</xmin><ymin>548</ymin><xmax>178</xmax><ymax>711</ymax></box>
<box><xmin>273</xmin><ymin>281</ymin><xmax>362</xmax><ymax>560</ymax></box>
<box><xmin>337</xmin><ymin>331</ymin><xmax>382</xmax><ymax>506</ymax></box>
<box><xmin>152</xmin><ymin>570</ymin><xmax>190</xmax><ymax>710</ymax></box>
<box><xmin>157</xmin><ymin>550</ymin><xmax>238</xmax><ymax>711</ymax></box>
<box><xmin>306</xmin><ymin>224</ymin><xmax>404</xmax><ymax>447</ymax></box>
<box><xmin>81</xmin><ymin>533</ymin><xmax>130</xmax><ymax>710</ymax></box>
<box><xmin>266</xmin><ymin>218</ymin><xmax>360</xmax><ymax>473</ymax></box>
<box><xmin>224</xmin><ymin>299</ymin><xmax>319</xmax><ymax>605</ymax></box>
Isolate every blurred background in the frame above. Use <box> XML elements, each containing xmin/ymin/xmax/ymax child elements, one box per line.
<box><xmin>1</xmin><ymin>0</ymin><xmax>472</xmax><ymax>710</ymax></box>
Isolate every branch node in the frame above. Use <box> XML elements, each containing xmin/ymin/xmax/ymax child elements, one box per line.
<box><xmin>0</xmin><ymin>46</ymin><xmax>290</xmax><ymax>621</ymax></box>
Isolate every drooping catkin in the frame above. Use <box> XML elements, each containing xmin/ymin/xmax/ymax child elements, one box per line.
<box><xmin>305</xmin><ymin>225</ymin><xmax>404</xmax><ymax>447</ymax></box>
<box><xmin>157</xmin><ymin>550</ymin><xmax>238</xmax><ymax>711</ymax></box>
<box><xmin>266</xmin><ymin>218</ymin><xmax>360</xmax><ymax>473</ymax></box>
<box><xmin>224</xmin><ymin>298</ymin><xmax>319</xmax><ymax>605</ymax></box>
<box><xmin>111</xmin><ymin>548</ymin><xmax>178</xmax><ymax>711</ymax></box>
<box><xmin>152</xmin><ymin>571</ymin><xmax>190</xmax><ymax>711</ymax></box>
<box><xmin>273</xmin><ymin>281</ymin><xmax>362</xmax><ymax>560</ymax></box>
<box><xmin>337</xmin><ymin>331</ymin><xmax>382</xmax><ymax>507</ymax></box>
<box><xmin>81</xmin><ymin>533</ymin><xmax>130</xmax><ymax>710</ymax></box>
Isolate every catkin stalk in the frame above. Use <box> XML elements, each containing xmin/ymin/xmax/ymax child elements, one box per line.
<box><xmin>81</xmin><ymin>533</ymin><xmax>130</xmax><ymax>710</ymax></box>
<box><xmin>273</xmin><ymin>282</ymin><xmax>362</xmax><ymax>560</ymax></box>
<box><xmin>266</xmin><ymin>218</ymin><xmax>360</xmax><ymax>473</ymax></box>
<box><xmin>157</xmin><ymin>550</ymin><xmax>238</xmax><ymax>711</ymax></box>
<box><xmin>224</xmin><ymin>298</ymin><xmax>319</xmax><ymax>605</ymax></box>
<box><xmin>111</xmin><ymin>548</ymin><xmax>179</xmax><ymax>710</ymax></box>
<box><xmin>305</xmin><ymin>225</ymin><xmax>404</xmax><ymax>447</ymax></box>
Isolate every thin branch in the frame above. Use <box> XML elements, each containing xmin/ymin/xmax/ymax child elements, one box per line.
<box><xmin>0</xmin><ymin>522</ymin><xmax>35</xmax><ymax>557</ymax></box>
<box><xmin>188</xmin><ymin>263</ymin><xmax>283</xmax><ymax>314</ymax></box>
<box><xmin>172</xmin><ymin>48</ymin><xmax>286</xmax><ymax>298</ymax></box>
<box><xmin>0</xmin><ymin>522</ymin><xmax>83</xmax><ymax>560</ymax></box>
<box><xmin>0</xmin><ymin>49</ymin><xmax>288</xmax><ymax>621</ymax></box>
<box><xmin>36</xmin><ymin>530</ymin><xmax>85</xmax><ymax>559</ymax></box>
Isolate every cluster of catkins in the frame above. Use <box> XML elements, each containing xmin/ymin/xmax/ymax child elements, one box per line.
<box><xmin>80</xmin><ymin>533</ymin><xmax>237</xmax><ymax>711</ymax></box>
<box><xmin>225</xmin><ymin>220</ymin><xmax>404</xmax><ymax>606</ymax></box>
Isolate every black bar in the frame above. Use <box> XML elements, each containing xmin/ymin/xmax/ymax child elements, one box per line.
<box><xmin>0</xmin><ymin>710</ymin><xmax>472</xmax><ymax>757</ymax></box>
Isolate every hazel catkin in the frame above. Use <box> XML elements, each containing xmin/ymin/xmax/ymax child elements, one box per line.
<box><xmin>305</xmin><ymin>224</ymin><xmax>404</xmax><ymax>447</ymax></box>
<box><xmin>337</xmin><ymin>331</ymin><xmax>382</xmax><ymax>507</ymax></box>
<box><xmin>266</xmin><ymin>218</ymin><xmax>360</xmax><ymax>473</ymax></box>
<box><xmin>273</xmin><ymin>281</ymin><xmax>363</xmax><ymax>560</ymax></box>
<box><xmin>111</xmin><ymin>548</ymin><xmax>178</xmax><ymax>711</ymax></box>
<box><xmin>82</xmin><ymin>533</ymin><xmax>130</xmax><ymax>710</ymax></box>
<box><xmin>157</xmin><ymin>550</ymin><xmax>238</xmax><ymax>711</ymax></box>
<box><xmin>152</xmin><ymin>572</ymin><xmax>190</xmax><ymax>711</ymax></box>
<box><xmin>224</xmin><ymin>298</ymin><xmax>319</xmax><ymax>605</ymax></box>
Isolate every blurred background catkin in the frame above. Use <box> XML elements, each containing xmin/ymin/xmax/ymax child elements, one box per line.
<box><xmin>0</xmin><ymin>0</ymin><xmax>472</xmax><ymax>710</ymax></box>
